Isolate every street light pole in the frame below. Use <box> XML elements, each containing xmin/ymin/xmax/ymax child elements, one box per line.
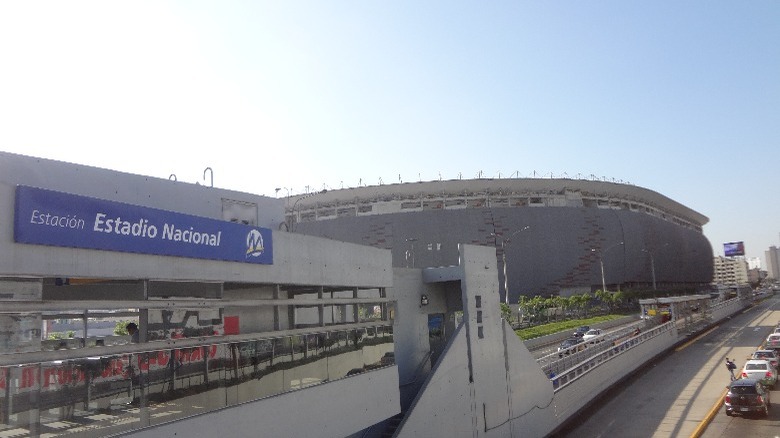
<box><xmin>642</xmin><ymin>249</ymin><xmax>657</xmax><ymax>290</ymax></box>
<box><xmin>494</xmin><ymin>226</ymin><xmax>530</xmax><ymax>305</ymax></box>
<box><xmin>599</xmin><ymin>257</ymin><xmax>606</xmax><ymax>293</ymax></box>
<box><xmin>591</xmin><ymin>241</ymin><xmax>624</xmax><ymax>292</ymax></box>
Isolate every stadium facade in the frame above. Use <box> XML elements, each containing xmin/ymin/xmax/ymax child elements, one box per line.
<box><xmin>286</xmin><ymin>179</ymin><xmax>714</xmax><ymax>301</ymax></box>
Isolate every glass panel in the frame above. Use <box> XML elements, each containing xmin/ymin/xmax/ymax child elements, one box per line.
<box><xmin>358</xmin><ymin>303</ymin><xmax>384</xmax><ymax>323</ymax></box>
<box><xmin>0</xmin><ymin>327</ymin><xmax>393</xmax><ymax>436</ymax></box>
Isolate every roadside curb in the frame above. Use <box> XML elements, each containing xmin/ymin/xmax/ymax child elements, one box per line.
<box><xmin>689</xmin><ymin>389</ymin><xmax>726</xmax><ymax>438</ymax></box>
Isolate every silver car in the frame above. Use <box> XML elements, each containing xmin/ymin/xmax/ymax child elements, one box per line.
<box><xmin>740</xmin><ymin>359</ymin><xmax>778</xmax><ymax>389</ymax></box>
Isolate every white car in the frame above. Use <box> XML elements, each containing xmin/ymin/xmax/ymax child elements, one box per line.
<box><xmin>752</xmin><ymin>350</ymin><xmax>779</xmax><ymax>370</ymax></box>
<box><xmin>767</xmin><ymin>334</ymin><xmax>780</xmax><ymax>350</ymax></box>
<box><xmin>582</xmin><ymin>329</ymin><xmax>603</xmax><ymax>342</ymax></box>
<box><xmin>740</xmin><ymin>359</ymin><xmax>778</xmax><ymax>389</ymax></box>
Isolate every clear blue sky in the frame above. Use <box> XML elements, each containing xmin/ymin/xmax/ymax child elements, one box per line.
<box><xmin>1</xmin><ymin>2</ymin><xmax>779</xmax><ymax>265</ymax></box>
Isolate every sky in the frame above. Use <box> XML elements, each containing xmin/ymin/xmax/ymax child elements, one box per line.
<box><xmin>1</xmin><ymin>2</ymin><xmax>779</xmax><ymax>265</ymax></box>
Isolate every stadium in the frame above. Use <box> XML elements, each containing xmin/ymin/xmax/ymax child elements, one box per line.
<box><xmin>285</xmin><ymin>178</ymin><xmax>714</xmax><ymax>302</ymax></box>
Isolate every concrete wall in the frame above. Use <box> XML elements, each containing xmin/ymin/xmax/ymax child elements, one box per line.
<box><xmin>549</xmin><ymin>326</ymin><xmax>678</xmax><ymax>423</ymax></box>
<box><xmin>396</xmin><ymin>245</ymin><xmax>748</xmax><ymax>438</ymax></box>
<box><xmin>0</xmin><ymin>152</ymin><xmax>392</xmax><ymax>288</ymax></box>
<box><xmin>711</xmin><ymin>297</ymin><xmax>746</xmax><ymax>321</ymax></box>
<box><xmin>389</xmin><ymin>268</ymin><xmax>435</xmax><ymax>386</ymax></box>
<box><xmin>398</xmin><ymin>326</ymin><xmax>478</xmax><ymax>437</ymax></box>
<box><xmin>295</xmin><ymin>205</ymin><xmax>713</xmax><ymax>299</ymax></box>
<box><xmin>125</xmin><ymin>366</ymin><xmax>400</xmax><ymax>438</ymax></box>
<box><xmin>0</xmin><ymin>151</ymin><xmax>284</xmax><ymax>229</ymax></box>
<box><xmin>397</xmin><ymin>245</ymin><xmax>558</xmax><ymax>438</ymax></box>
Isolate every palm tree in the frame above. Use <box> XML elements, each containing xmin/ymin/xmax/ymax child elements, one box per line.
<box><xmin>580</xmin><ymin>292</ymin><xmax>593</xmax><ymax>317</ymax></box>
<box><xmin>569</xmin><ymin>294</ymin><xmax>583</xmax><ymax>318</ymax></box>
<box><xmin>594</xmin><ymin>289</ymin><xmax>606</xmax><ymax>313</ymax></box>
<box><xmin>611</xmin><ymin>290</ymin><xmax>625</xmax><ymax>313</ymax></box>
<box><xmin>558</xmin><ymin>295</ymin><xmax>572</xmax><ymax>320</ymax></box>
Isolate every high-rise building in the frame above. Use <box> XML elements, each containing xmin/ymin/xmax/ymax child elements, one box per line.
<box><xmin>712</xmin><ymin>256</ymin><xmax>749</xmax><ymax>286</ymax></box>
<box><xmin>765</xmin><ymin>246</ymin><xmax>780</xmax><ymax>280</ymax></box>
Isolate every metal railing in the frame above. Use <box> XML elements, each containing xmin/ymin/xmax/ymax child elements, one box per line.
<box><xmin>0</xmin><ymin>326</ymin><xmax>394</xmax><ymax>437</ymax></box>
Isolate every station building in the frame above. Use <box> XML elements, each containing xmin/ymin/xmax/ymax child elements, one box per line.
<box><xmin>0</xmin><ymin>152</ymin><xmax>722</xmax><ymax>438</ymax></box>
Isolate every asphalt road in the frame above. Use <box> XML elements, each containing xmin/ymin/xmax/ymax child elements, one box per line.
<box><xmin>554</xmin><ymin>295</ymin><xmax>780</xmax><ymax>438</ymax></box>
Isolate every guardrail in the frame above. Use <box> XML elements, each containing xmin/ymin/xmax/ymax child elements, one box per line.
<box><xmin>546</xmin><ymin>321</ymin><xmax>673</xmax><ymax>392</ymax></box>
<box><xmin>542</xmin><ymin>297</ymin><xmax>746</xmax><ymax>393</ymax></box>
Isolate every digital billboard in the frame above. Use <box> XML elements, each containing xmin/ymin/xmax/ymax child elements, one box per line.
<box><xmin>723</xmin><ymin>241</ymin><xmax>745</xmax><ymax>257</ymax></box>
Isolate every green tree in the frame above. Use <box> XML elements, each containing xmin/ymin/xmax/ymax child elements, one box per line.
<box><xmin>500</xmin><ymin>303</ymin><xmax>513</xmax><ymax>323</ymax></box>
<box><xmin>594</xmin><ymin>289</ymin><xmax>610</xmax><ymax>314</ymax></box>
<box><xmin>611</xmin><ymin>290</ymin><xmax>625</xmax><ymax>312</ymax></box>
<box><xmin>580</xmin><ymin>292</ymin><xmax>593</xmax><ymax>317</ymax></box>
<box><xmin>114</xmin><ymin>320</ymin><xmax>132</xmax><ymax>336</ymax></box>
<box><xmin>530</xmin><ymin>295</ymin><xmax>546</xmax><ymax>323</ymax></box>
<box><xmin>558</xmin><ymin>295</ymin><xmax>572</xmax><ymax>319</ymax></box>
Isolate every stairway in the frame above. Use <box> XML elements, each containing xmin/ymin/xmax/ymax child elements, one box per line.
<box><xmin>380</xmin><ymin>412</ymin><xmax>405</xmax><ymax>438</ymax></box>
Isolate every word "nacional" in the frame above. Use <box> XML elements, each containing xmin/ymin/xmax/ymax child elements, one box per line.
<box><xmin>92</xmin><ymin>213</ymin><xmax>222</xmax><ymax>246</ymax></box>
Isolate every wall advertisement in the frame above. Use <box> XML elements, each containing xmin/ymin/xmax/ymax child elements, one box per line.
<box><xmin>14</xmin><ymin>185</ymin><xmax>273</xmax><ymax>264</ymax></box>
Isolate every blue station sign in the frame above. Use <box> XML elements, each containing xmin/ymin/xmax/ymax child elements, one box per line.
<box><xmin>14</xmin><ymin>186</ymin><xmax>273</xmax><ymax>264</ymax></box>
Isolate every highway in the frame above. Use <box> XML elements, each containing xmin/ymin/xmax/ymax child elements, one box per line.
<box><xmin>552</xmin><ymin>294</ymin><xmax>780</xmax><ymax>438</ymax></box>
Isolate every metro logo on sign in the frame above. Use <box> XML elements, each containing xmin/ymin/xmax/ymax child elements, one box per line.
<box><xmin>14</xmin><ymin>185</ymin><xmax>273</xmax><ymax>264</ymax></box>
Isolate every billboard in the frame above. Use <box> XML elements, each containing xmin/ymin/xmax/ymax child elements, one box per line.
<box><xmin>14</xmin><ymin>185</ymin><xmax>273</xmax><ymax>264</ymax></box>
<box><xmin>723</xmin><ymin>241</ymin><xmax>745</xmax><ymax>257</ymax></box>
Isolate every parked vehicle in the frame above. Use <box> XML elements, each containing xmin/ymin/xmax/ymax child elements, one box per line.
<box><xmin>572</xmin><ymin>326</ymin><xmax>590</xmax><ymax>338</ymax></box>
<box><xmin>752</xmin><ymin>350</ymin><xmax>779</xmax><ymax>370</ymax></box>
<box><xmin>766</xmin><ymin>333</ymin><xmax>780</xmax><ymax>350</ymax></box>
<box><xmin>740</xmin><ymin>360</ymin><xmax>778</xmax><ymax>389</ymax></box>
<box><xmin>724</xmin><ymin>378</ymin><xmax>771</xmax><ymax>417</ymax></box>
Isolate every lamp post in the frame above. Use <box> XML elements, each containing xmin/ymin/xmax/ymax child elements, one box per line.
<box><xmin>642</xmin><ymin>244</ymin><xmax>667</xmax><ymax>291</ymax></box>
<box><xmin>493</xmin><ymin>226</ymin><xmax>530</xmax><ymax>305</ymax></box>
<box><xmin>591</xmin><ymin>241</ymin><xmax>624</xmax><ymax>292</ymax></box>
<box><xmin>642</xmin><ymin>249</ymin><xmax>656</xmax><ymax>290</ymax></box>
<box><xmin>289</xmin><ymin>192</ymin><xmax>318</xmax><ymax>232</ymax></box>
